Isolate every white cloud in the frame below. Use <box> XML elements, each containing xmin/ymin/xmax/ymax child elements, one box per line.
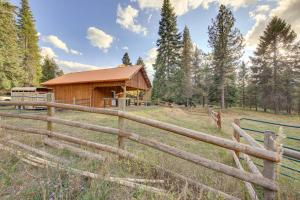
<box><xmin>42</xmin><ymin>35</ymin><xmax>82</xmax><ymax>55</ymax></box>
<box><xmin>219</xmin><ymin>0</ymin><xmax>257</xmax><ymax>10</ymax></box>
<box><xmin>40</xmin><ymin>46</ymin><xmax>98</xmax><ymax>73</ymax></box>
<box><xmin>136</xmin><ymin>0</ymin><xmax>255</xmax><ymax>16</ymax></box>
<box><xmin>42</xmin><ymin>35</ymin><xmax>69</xmax><ymax>52</ymax></box>
<box><xmin>70</xmin><ymin>49</ymin><xmax>82</xmax><ymax>55</ymax></box>
<box><xmin>245</xmin><ymin>0</ymin><xmax>300</xmax><ymax>49</ymax></box>
<box><xmin>245</xmin><ymin>14</ymin><xmax>268</xmax><ymax>49</ymax></box>
<box><xmin>144</xmin><ymin>47</ymin><xmax>157</xmax><ymax>81</ymax></box>
<box><xmin>117</xmin><ymin>4</ymin><xmax>148</xmax><ymax>35</ymax></box>
<box><xmin>86</xmin><ymin>27</ymin><xmax>114</xmax><ymax>52</ymax></box>
<box><xmin>55</xmin><ymin>60</ymin><xmax>99</xmax><ymax>72</ymax></box>
<box><xmin>40</xmin><ymin>47</ymin><xmax>57</xmax><ymax>59</ymax></box>
<box><xmin>122</xmin><ymin>46</ymin><xmax>129</xmax><ymax>50</ymax></box>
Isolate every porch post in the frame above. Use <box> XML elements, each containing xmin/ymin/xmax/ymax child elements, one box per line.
<box><xmin>123</xmin><ymin>86</ymin><xmax>126</xmax><ymax>110</ymax></box>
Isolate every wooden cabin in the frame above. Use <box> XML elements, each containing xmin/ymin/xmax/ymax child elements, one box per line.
<box><xmin>41</xmin><ymin>65</ymin><xmax>151</xmax><ymax>108</ymax></box>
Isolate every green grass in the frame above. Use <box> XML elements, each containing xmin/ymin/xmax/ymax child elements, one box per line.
<box><xmin>0</xmin><ymin>106</ymin><xmax>299</xmax><ymax>199</ymax></box>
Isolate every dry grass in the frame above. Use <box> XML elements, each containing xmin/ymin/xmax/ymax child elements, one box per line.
<box><xmin>0</xmin><ymin>105</ymin><xmax>299</xmax><ymax>199</ymax></box>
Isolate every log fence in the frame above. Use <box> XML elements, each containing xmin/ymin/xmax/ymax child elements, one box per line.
<box><xmin>208</xmin><ymin>107</ymin><xmax>221</xmax><ymax>129</ymax></box>
<box><xmin>232</xmin><ymin>119</ymin><xmax>285</xmax><ymax>200</ymax></box>
<box><xmin>0</xmin><ymin>101</ymin><xmax>282</xmax><ymax>199</ymax></box>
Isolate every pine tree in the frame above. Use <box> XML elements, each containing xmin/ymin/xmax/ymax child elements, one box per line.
<box><xmin>208</xmin><ymin>4</ymin><xmax>243</xmax><ymax>109</ymax></box>
<box><xmin>237</xmin><ymin>62</ymin><xmax>248</xmax><ymax>108</ymax></box>
<box><xmin>0</xmin><ymin>1</ymin><xmax>24</xmax><ymax>91</ymax></box>
<box><xmin>152</xmin><ymin>0</ymin><xmax>181</xmax><ymax>102</ymax></box>
<box><xmin>192</xmin><ymin>49</ymin><xmax>213</xmax><ymax>107</ymax></box>
<box><xmin>136</xmin><ymin>57</ymin><xmax>145</xmax><ymax>68</ymax></box>
<box><xmin>250</xmin><ymin>17</ymin><xmax>299</xmax><ymax>114</ymax></box>
<box><xmin>191</xmin><ymin>47</ymin><xmax>202</xmax><ymax>101</ymax></box>
<box><xmin>41</xmin><ymin>56</ymin><xmax>63</xmax><ymax>82</ymax></box>
<box><xmin>180</xmin><ymin>26</ymin><xmax>193</xmax><ymax>105</ymax></box>
<box><xmin>122</xmin><ymin>52</ymin><xmax>132</xmax><ymax>65</ymax></box>
<box><xmin>18</xmin><ymin>0</ymin><xmax>41</xmax><ymax>86</ymax></box>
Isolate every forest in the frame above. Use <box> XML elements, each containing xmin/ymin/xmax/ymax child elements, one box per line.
<box><xmin>150</xmin><ymin>0</ymin><xmax>300</xmax><ymax>114</ymax></box>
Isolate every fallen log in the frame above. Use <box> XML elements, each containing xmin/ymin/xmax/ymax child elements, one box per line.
<box><xmin>44</xmin><ymin>138</ymin><xmax>106</xmax><ymax>162</ymax></box>
<box><xmin>0</xmin><ymin>143</ymin><xmax>167</xmax><ymax>196</ymax></box>
<box><xmin>7</xmin><ymin>139</ymin><xmax>68</xmax><ymax>164</ymax></box>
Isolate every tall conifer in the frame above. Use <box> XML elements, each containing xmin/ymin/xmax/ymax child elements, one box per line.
<box><xmin>250</xmin><ymin>17</ymin><xmax>299</xmax><ymax>114</ymax></box>
<box><xmin>180</xmin><ymin>26</ymin><xmax>193</xmax><ymax>104</ymax></box>
<box><xmin>136</xmin><ymin>57</ymin><xmax>145</xmax><ymax>68</ymax></box>
<box><xmin>122</xmin><ymin>52</ymin><xmax>132</xmax><ymax>65</ymax></box>
<box><xmin>208</xmin><ymin>5</ymin><xmax>243</xmax><ymax>109</ymax></box>
<box><xmin>152</xmin><ymin>0</ymin><xmax>181</xmax><ymax>102</ymax></box>
<box><xmin>18</xmin><ymin>0</ymin><xmax>41</xmax><ymax>86</ymax></box>
<box><xmin>0</xmin><ymin>1</ymin><xmax>24</xmax><ymax>91</ymax></box>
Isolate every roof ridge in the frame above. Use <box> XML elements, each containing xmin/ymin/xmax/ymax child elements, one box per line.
<box><xmin>64</xmin><ymin>65</ymin><xmax>141</xmax><ymax>75</ymax></box>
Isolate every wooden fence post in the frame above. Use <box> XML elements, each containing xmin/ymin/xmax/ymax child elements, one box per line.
<box><xmin>118</xmin><ymin>86</ymin><xmax>126</xmax><ymax>153</ymax></box>
<box><xmin>263</xmin><ymin>131</ymin><xmax>277</xmax><ymax>200</ymax></box>
<box><xmin>233</xmin><ymin>119</ymin><xmax>240</xmax><ymax>157</ymax></box>
<box><xmin>118</xmin><ymin>116</ymin><xmax>125</xmax><ymax>150</ymax></box>
<box><xmin>217</xmin><ymin>111</ymin><xmax>221</xmax><ymax>129</ymax></box>
<box><xmin>46</xmin><ymin>93</ymin><xmax>55</xmax><ymax>134</ymax></box>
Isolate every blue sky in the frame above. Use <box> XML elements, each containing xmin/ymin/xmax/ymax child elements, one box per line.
<box><xmin>10</xmin><ymin>0</ymin><xmax>300</xmax><ymax>77</ymax></box>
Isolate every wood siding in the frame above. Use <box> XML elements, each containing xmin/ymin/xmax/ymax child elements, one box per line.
<box><xmin>51</xmin><ymin>84</ymin><xmax>92</xmax><ymax>104</ymax></box>
<box><xmin>46</xmin><ymin>68</ymin><xmax>150</xmax><ymax>108</ymax></box>
<box><xmin>126</xmin><ymin>70</ymin><xmax>149</xmax><ymax>91</ymax></box>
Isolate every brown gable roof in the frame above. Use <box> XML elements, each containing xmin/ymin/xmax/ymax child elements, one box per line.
<box><xmin>41</xmin><ymin>65</ymin><xmax>151</xmax><ymax>88</ymax></box>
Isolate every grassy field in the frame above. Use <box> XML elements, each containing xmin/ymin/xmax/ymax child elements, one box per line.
<box><xmin>0</xmin><ymin>106</ymin><xmax>299</xmax><ymax>199</ymax></box>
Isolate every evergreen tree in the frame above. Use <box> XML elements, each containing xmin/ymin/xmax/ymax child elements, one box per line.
<box><xmin>208</xmin><ymin>5</ymin><xmax>243</xmax><ymax>109</ymax></box>
<box><xmin>40</xmin><ymin>56</ymin><xmax>63</xmax><ymax>82</ymax></box>
<box><xmin>152</xmin><ymin>0</ymin><xmax>181</xmax><ymax>102</ymax></box>
<box><xmin>237</xmin><ymin>62</ymin><xmax>248</xmax><ymax>108</ymax></box>
<box><xmin>191</xmin><ymin>47</ymin><xmax>202</xmax><ymax>101</ymax></box>
<box><xmin>136</xmin><ymin>56</ymin><xmax>145</xmax><ymax>68</ymax></box>
<box><xmin>18</xmin><ymin>0</ymin><xmax>41</xmax><ymax>86</ymax></box>
<box><xmin>192</xmin><ymin>49</ymin><xmax>213</xmax><ymax>107</ymax></box>
<box><xmin>122</xmin><ymin>52</ymin><xmax>132</xmax><ymax>65</ymax></box>
<box><xmin>0</xmin><ymin>1</ymin><xmax>24</xmax><ymax>91</ymax></box>
<box><xmin>250</xmin><ymin>17</ymin><xmax>299</xmax><ymax>114</ymax></box>
<box><xmin>180</xmin><ymin>26</ymin><xmax>193</xmax><ymax>105</ymax></box>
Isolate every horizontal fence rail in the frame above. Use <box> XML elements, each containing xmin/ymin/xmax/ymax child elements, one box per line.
<box><xmin>0</xmin><ymin>101</ymin><xmax>282</xmax><ymax>199</ymax></box>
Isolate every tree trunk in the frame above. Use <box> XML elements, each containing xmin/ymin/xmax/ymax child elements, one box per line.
<box><xmin>221</xmin><ymin>80</ymin><xmax>225</xmax><ymax>109</ymax></box>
